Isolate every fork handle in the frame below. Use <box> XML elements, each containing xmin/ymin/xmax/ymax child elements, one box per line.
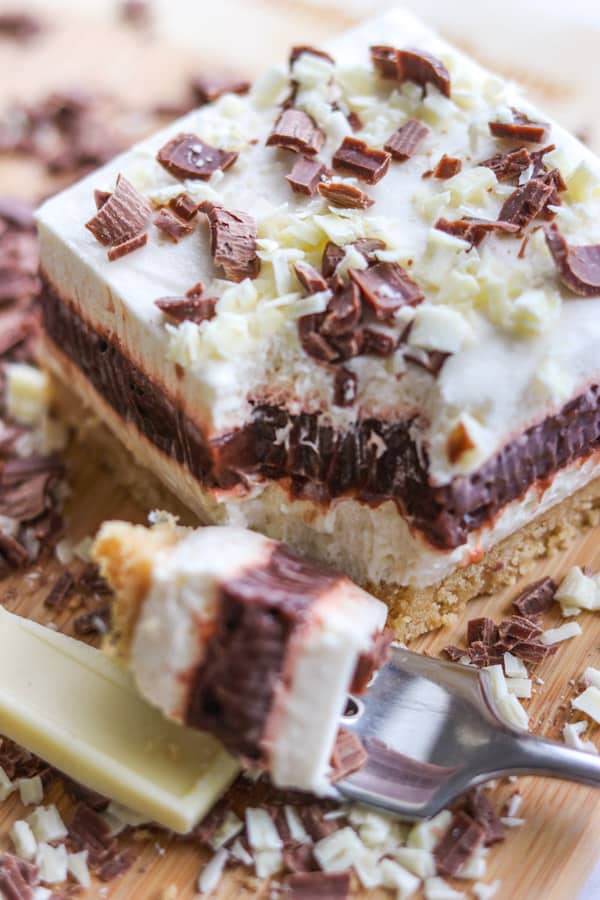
<box><xmin>489</xmin><ymin>732</ymin><xmax>600</xmax><ymax>788</ymax></box>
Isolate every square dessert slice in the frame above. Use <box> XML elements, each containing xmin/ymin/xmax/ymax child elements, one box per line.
<box><xmin>36</xmin><ymin>9</ymin><xmax>600</xmax><ymax>639</ymax></box>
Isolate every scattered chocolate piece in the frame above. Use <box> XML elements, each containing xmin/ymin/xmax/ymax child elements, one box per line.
<box><xmin>157</xmin><ymin>133</ymin><xmax>238</xmax><ymax>180</ymax></box>
<box><xmin>346</xmin><ymin>110</ymin><xmax>362</xmax><ymax>132</ymax></box>
<box><xmin>107</xmin><ymin>231</ymin><xmax>148</xmax><ymax>262</ymax></box>
<box><xmin>77</xmin><ymin>562</ymin><xmax>112</xmax><ymax>596</ymax></box>
<box><xmin>332</xmin><ymin>137</ymin><xmax>391</xmax><ymax>185</ymax></box>
<box><xmin>404</xmin><ymin>349</ymin><xmax>450</xmax><ymax>376</ymax></box>
<box><xmin>94</xmin><ymin>189</ymin><xmax>112</xmax><ymax>210</ymax></box>
<box><xmin>85</xmin><ymin>174</ymin><xmax>151</xmax><ymax>248</ymax></box>
<box><xmin>435</xmin><ymin>216</ymin><xmax>519</xmax><ymax>247</ymax></box>
<box><xmin>350</xmin><ymin>261</ymin><xmax>423</xmax><ymax>318</ymax></box>
<box><xmin>0</xmin><ymin>12</ymin><xmax>42</xmax><ymax>41</ymax></box>
<box><xmin>489</xmin><ymin>108</ymin><xmax>549</xmax><ymax>143</ymax></box>
<box><xmin>155</xmin><ymin>292</ymin><xmax>218</xmax><ymax>324</ymax></box>
<box><xmin>512</xmin><ymin>576</ymin><xmax>556</xmax><ymax>618</ymax></box>
<box><xmin>62</xmin><ymin>776</ymin><xmax>110</xmax><ymax>812</ymax></box>
<box><xmin>322</xmin><ymin>241</ymin><xmax>345</xmax><ymax>279</ymax></box>
<box><xmin>467</xmin><ymin>617</ymin><xmax>499</xmax><ymax>647</ymax></box>
<box><xmin>298</xmin><ymin>315</ymin><xmax>338</xmax><ymax>363</ymax></box>
<box><xmin>68</xmin><ymin>803</ymin><xmax>115</xmax><ymax>865</ymax></box>
<box><xmin>289</xmin><ymin>45</ymin><xmax>335</xmax><ymax>67</ymax></box>
<box><xmin>498</xmin><ymin>179</ymin><xmax>554</xmax><ymax>231</ymax></box>
<box><xmin>434</xmin><ymin>811</ymin><xmax>484</xmax><ymax>876</ymax></box>
<box><xmin>446</xmin><ymin>420</ymin><xmax>476</xmax><ymax>464</ymax></box>
<box><xmin>468</xmin><ymin>641</ymin><xmax>503</xmax><ymax>668</ymax></box>
<box><xmin>73</xmin><ymin>604</ymin><xmax>111</xmax><ymax>636</ymax></box>
<box><xmin>384</xmin><ymin>118</ymin><xmax>429</xmax><ymax>161</ymax></box>
<box><xmin>191</xmin><ymin>75</ymin><xmax>251</xmax><ymax>105</ymax></box>
<box><xmin>434</xmin><ymin>154</ymin><xmax>462</xmax><ymax>179</ymax></box>
<box><xmin>443</xmin><ymin>645</ymin><xmax>467</xmax><ymax>662</ymax></box>
<box><xmin>98</xmin><ymin>851</ymin><xmax>135</xmax><ymax>882</ymax></box>
<box><xmin>0</xmin><ymin>739</ymin><xmax>45</xmax><ymax>780</ymax></box>
<box><xmin>505</xmin><ymin>639</ymin><xmax>557</xmax><ymax>662</ymax></box>
<box><xmin>293</xmin><ymin>261</ymin><xmax>327</xmax><ymax>294</ymax></box>
<box><xmin>267</xmin><ymin>109</ymin><xmax>325</xmax><ymax>156</ymax></box>
<box><xmin>199</xmin><ymin>202</ymin><xmax>260</xmax><ymax>282</ymax></box>
<box><xmin>0</xmin><ymin>852</ymin><xmax>39</xmax><ymax>899</ymax></box>
<box><xmin>0</xmin><ymin>531</ymin><xmax>29</xmax><ymax>568</ymax></box>
<box><xmin>168</xmin><ymin>193</ymin><xmax>199</xmax><ymax>221</ymax></box>
<box><xmin>321</xmin><ymin>283</ymin><xmax>361</xmax><ymax>337</ymax></box>
<box><xmin>329</xmin><ymin>728</ymin><xmax>368</xmax><ymax>782</ymax></box>
<box><xmin>463</xmin><ymin>789</ymin><xmax>505</xmax><ymax>846</ymax></box>
<box><xmin>480</xmin><ymin>146</ymin><xmax>532</xmax><ymax>182</ymax></box>
<box><xmin>282</xmin><ymin>842</ymin><xmax>317</xmax><ymax>875</ymax></box>
<box><xmin>286</xmin><ymin>871</ymin><xmax>351</xmax><ymax>899</ymax></box>
<box><xmin>351</xmin><ymin>238</ymin><xmax>387</xmax><ymax>262</ymax></box>
<box><xmin>286</xmin><ymin>156</ymin><xmax>328</xmax><ymax>196</ymax></box>
<box><xmin>361</xmin><ymin>327</ymin><xmax>396</xmax><ymax>357</ymax></box>
<box><xmin>317</xmin><ymin>182</ymin><xmax>374</xmax><ymax>209</ymax></box>
<box><xmin>44</xmin><ymin>570</ymin><xmax>74</xmax><ymax>610</ymax></box>
<box><xmin>544</xmin><ymin>223</ymin><xmax>600</xmax><ymax>297</ymax></box>
<box><xmin>371</xmin><ymin>45</ymin><xmax>451</xmax><ymax>97</ymax></box>
<box><xmin>498</xmin><ymin>615</ymin><xmax>543</xmax><ymax>644</ymax></box>
<box><xmin>153</xmin><ymin>208</ymin><xmax>195</xmax><ymax>242</ymax></box>
<box><xmin>333</xmin><ymin>367</ymin><xmax>357</xmax><ymax>408</ymax></box>
<box><xmin>299</xmin><ymin>804</ymin><xmax>343</xmax><ymax>842</ymax></box>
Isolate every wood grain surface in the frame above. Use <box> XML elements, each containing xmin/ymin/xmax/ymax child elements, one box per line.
<box><xmin>1</xmin><ymin>2</ymin><xmax>600</xmax><ymax>898</ymax></box>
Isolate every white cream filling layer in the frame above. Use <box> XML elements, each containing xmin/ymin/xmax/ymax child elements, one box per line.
<box><xmin>267</xmin><ymin>583</ymin><xmax>387</xmax><ymax>794</ymax></box>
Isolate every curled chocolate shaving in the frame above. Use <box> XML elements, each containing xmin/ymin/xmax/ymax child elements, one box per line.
<box><xmin>168</xmin><ymin>192</ymin><xmax>199</xmax><ymax>221</ymax></box>
<box><xmin>498</xmin><ymin>614</ymin><xmax>543</xmax><ymax>643</ymax></box>
<box><xmin>266</xmin><ymin>108</ymin><xmax>325</xmax><ymax>156</ymax></box>
<box><xmin>321</xmin><ymin>283</ymin><xmax>361</xmax><ymax>337</ymax></box>
<box><xmin>371</xmin><ymin>45</ymin><xmax>450</xmax><ymax>97</ymax></box>
<box><xmin>489</xmin><ymin>108</ymin><xmax>549</xmax><ymax>143</ymax></box>
<box><xmin>94</xmin><ymin>189</ymin><xmax>112</xmax><ymax>210</ymax></box>
<box><xmin>107</xmin><ymin>231</ymin><xmax>147</xmax><ymax>262</ymax></box>
<box><xmin>317</xmin><ymin>181</ymin><xmax>374</xmax><ymax>209</ymax></box>
<box><xmin>480</xmin><ymin>146</ymin><xmax>532</xmax><ymax>182</ymax></box>
<box><xmin>350</xmin><ymin>261</ymin><xmax>423</xmax><ymax>319</ymax></box>
<box><xmin>435</xmin><ymin>215</ymin><xmax>519</xmax><ymax>247</ymax></box>
<box><xmin>322</xmin><ymin>241</ymin><xmax>344</xmax><ymax>278</ymax></box>
<box><xmin>191</xmin><ymin>75</ymin><xmax>251</xmax><ymax>105</ymax></box>
<box><xmin>199</xmin><ymin>202</ymin><xmax>260</xmax><ymax>282</ymax></box>
<box><xmin>544</xmin><ymin>223</ymin><xmax>600</xmax><ymax>297</ymax></box>
<box><xmin>498</xmin><ymin>179</ymin><xmax>554</xmax><ymax>231</ymax></box>
<box><xmin>293</xmin><ymin>261</ymin><xmax>327</xmax><ymax>294</ymax></box>
<box><xmin>157</xmin><ymin>132</ymin><xmax>238</xmax><ymax>180</ymax></box>
<box><xmin>298</xmin><ymin>314</ymin><xmax>338</xmax><ymax>362</ymax></box>
<box><xmin>434</xmin><ymin>154</ymin><xmax>462</xmax><ymax>179</ymax></box>
<box><xmin>332</xmin><ymin>136</ymin><xmax>391</xmax><ymax>185</ymax></box>
<box><xmin>286</xmin><ymin>156</ymin><xmax>328</xmax><ymax>196</ymax></box>
<box><xmin>384</xmin><ymin>118</ymin><xmax>429</xmax><ymax>161</ymax></box>
<box><xmin>155</xmin><ymin>291</ymin><xmax>217</xmax><ymax>324</ymax></box>
<box><xmin>434</xmin><ymin>811</ymin><xmax>485</xmax><ymax>876</ymax></box>
<box><xmin>467</xmin><ymin>617</ymin><xmax>499</xmax><ymax>647</ymax></box>
<box><xmin>153</xmin><ymin>208</ymin><xmax>195</xmax><ymax>242</ymax></box>
<box><xmin>512</xmin><ymin>576</ymin><xmax>556</xmax><ymax>618</ymax></box>
<box><xmin>333</xmin><ymin>366</ymin><xmax>357</xmax><ymax>408</ymax></box>
<box><xmin>290</xmin><ymin>45</ymin><xmax>335</xmax><ymax>67</ymax></box>
<box><xmin>85</xmin><ymin>174</ymin><xmax>151</xmax><ymax>247</ymax></box>
<box><xmin>329</xmin><ymin>728</ymin><xmax>368</xmax><ymax>781</ymax></box>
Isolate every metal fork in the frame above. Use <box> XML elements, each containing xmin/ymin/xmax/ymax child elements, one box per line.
<box><xmin>336</xmin><ymin>646</ymin><xmax>600</xmax><ymax>818</ymax></box>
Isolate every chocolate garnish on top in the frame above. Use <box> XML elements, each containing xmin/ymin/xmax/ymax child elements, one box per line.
<box><xmin>350</xmin><ymin>261</ymin><xmax>424</xmax><ymax>318</ymax></box>
<box><xmin>489</xmin><ymin>108</ymin><xmax>549</xmax><ymax>143</ymax></box>
<box><xmin>191</xmin><ymin>75</ymin><xmax>251</xmax><ymax>105</ymax></box>
<box><xmin>435</xmin><ymin>216</ymin><xmax>519</xmax><ymax>247</ymax></box>
<box><xmin>286</xmin><ymin>156</ymin><xmax>328</xmax><ymax>196</ymax></box>
<box><xmin>85</xmin><ymin>174</ymin><xmax>151</xmax><ymax>248</ymax></box>
<box><xmin>289</xmin><ymin>45</ymin><xmax>335</xmax><ymax>67</ymax></box>
<box><xmin>331</xmin><ymin>137</ymin><xmax>391</xmax><ymax>185</ymax></box>
<box><xmin>384</xmin><ymin>118</ymin><xmax>429</xmax><ymax>161</ymax></box>
<box><xmin>198</xmin><ymin>202</ymin><xmax>260</xmax><ymax>282</ymax></box>
<box><xmin>317</xmin><ymin>182</ymin><xmax>374</xmax><ymax>209</ymax></box>
<box><xmin>371</xmin><ymin>45</ymin><xmax>451</xmax><ymax>97</ymax></box>
<box><xmin>434</xmin><ymin>154</ymin><xmax>462</xmax><ymax>179</ymax></box>
<box><xmin>168</xmin><ymin>192</ymin><xmax>200</xmax><ymax>221</ymax></box>
<box><xmin>153</xmin><ymin>208</ymin><xmax>195</xmax><ymax>242</ymax></box>
<box><xmin>512</xmin><ymin>576</ymin><xmax>556</xmax><ymax>618</ymax></box>
<box><xmin>267</xmin><ymin>108</ymin><xmax>325</xmax><ymax>156</ymax></box>
<box><xmin>333</xmin><ymin>367</ymin><xmax>358</xmax><ymax>408</ymax></box>
<box><xmin>107</xmin><ymin>231</ymin><xmax>148</xmax><ymax>262</ymax></box>
<box><xmin>293</xmin><ymin>261</ymin><xmax>328</xmax><ymax>294</ymax></box>
<box><xmin>155</xmin><ymin>283</ymin><xmax>218</xmax><ymax>324</ymax></box>
<box><xmin>321</xmin><ymin>282</ymin><xmax>362</xmax><ymax>337</ymax></box>
<box><xmin>544</xmin><ymin>223</ymin><xmax>600</xmax><ymax>297</ymax></box>
<box><xmin>499</xmin><ymin>179</ymin><xmax>554</xmax><ymax>231</ymax></box>
<box><xmin>481</xmin><ymin>145</ymin><xmax>533</xmax><ymax>182</ymax></box>
<box><xmin>157</xmin><ymin>132</ymin><xmax>238</xmax><ymax>180</ymax></box>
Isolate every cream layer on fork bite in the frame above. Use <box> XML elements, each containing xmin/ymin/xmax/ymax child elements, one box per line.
<box><xmin>37</xmin><ymin>8</ymin><xmax>600</xmax><ymax>639</ymax></box>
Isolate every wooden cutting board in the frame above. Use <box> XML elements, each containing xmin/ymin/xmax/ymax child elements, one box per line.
<box><xmin>1</xmin><ymin>3</ymin><xmax>600</xmax><ymax>898</ymax></box>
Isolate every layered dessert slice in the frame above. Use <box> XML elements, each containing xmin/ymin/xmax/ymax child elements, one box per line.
<box><xmin>93</xmin><ymin>517</ymin><xmax>388</xmax><ymax>793</ymax></box>
<box><xmin>36</xmin><ymin>8</ymin><xmax>600</xmax><ymax>639</ymax></box>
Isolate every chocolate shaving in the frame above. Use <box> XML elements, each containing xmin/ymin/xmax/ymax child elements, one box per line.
<box><xmin>332</xmin><ymin>137</ymin><xmax>391</xmax><ymax>185</ymax></box>
<box><xmin>155</xmin><ymin>292</ymin><xmax>218</xmax><ymax>324</ymax></box>
<box><xmin>502</xmin><ymin>638</ymin><xmax>556</xmax><ymax>663</ymax></box>
<box><xmin>0</xmin><ymin>739</ymin><xmax>45</xmax><ymax>780</ymax></box>
<box><xmin>498</xmin><ymin>179</ymin><xmax>554</xmax><ymax>231</ymax></box>
<box><xmin>94</xmin><ymin>189</ymin><xmax>112</xmax><ymax>210</ymax></box>
<box><xmin>157</xmin><ymin>132</ymin><xmax>238</xmax><ymax>180</ymax></box>
<box><xmin>362</xmin><ymin>327</ymin><xmax>396</xmax><ymax>357</ymax></box>
<box><xmin>333</xmin><ymin>367</ymin><xmax>357</xmax><ymax>408</ymax></box>
<box><xmin>322</xmin><ymin>242</ymin><xmax>345</xmax><ymax>279</ymax></box>
<box><xmin>544</xmin><ymin>223</ymin><xmax>600</xmax><ymax>297</ymax></box>
<box><xmin>443</xmin><ymin>645</ymin><xmax>467</xmax><ymax>662</ymax></box>
<box><xmin>85</xmin><ymin>175</ymin><xmax>151</xmax><ymax>248</ymax></box>
<box><xmin>153</xmin><ymin>208</ymin><xmax>195</xmax><ymax>242</ymax></box>
<box><xmin>168</xmin><ymin>193</ymin><xmax>199</xmax><ymax>221</ymax></box>
<box><xmin>299</xmin><ymin>804</ymin><xmax>343</xmax><ymax>842</ymax></box>
<box><xmin>44</xmin><ymin>570</ymin><xmax>74</xmax><ymax>610</ymax></box>
<box><xmin>384</xmin><ymin>118</ymin><xmax>429</xmax><ymax>161</ymax></box>
<box><xmin>298</xmin><ymin>315</ymin><xmax>338</xmax><ymax>363</ymax></box>
<box><xmin>73</xmin><ymin>604</ymin><xmax>111</xmax><ymax>636</ymax></box>
<box><xmin>0</xmin><ymin>853</ymin><xmax>39</xmax><ymax>900</ymax></box>
<box><xmin>480</xmin><ymin>146</ymin><xmax>532</xmax><ymax>182</ymax></box>
<box><xmin>77</xmin><ymin>562</ymin><xmax>112</xmax><ymax>596</ymax></box>
<box><xmin>293</xmin><ymin>261</ymin><xmax>327</xmax><ymax>294</ymax></box>
<box><xmin>351</xmin><ymin>630</ymin><xmax>393</xmax><ymax>693</ymax></box>
<box><xmin>446</xmin><ymin>420</ymin><xmax>476</xmax><ymax>464</ymax></box>
<box><xmin>68</xmin><ymin>803</ymin><xmax>115</xmax><ymax>866</ymax></box>
<box><xmin>286</xmin><ymin>156</ymin><xmax>328</xmax><ymax>196</ymax></box>
<box><xmin>267</xmin><ymin>109</ymin><xmax>325</xmax><ymax>156</ymax></box>
<box><xmin>107</xmin><ymin>231</ymin><xmax>147</xmax><ymax>261</ymax></box>
<box><xmin>435</xmin><ymin>216</ymin><xmax>519</xmax><ymax>247</ymax></box>
<box><xmin>191</xmin><ymin>75</ymin><xmax>251</xmax><ymax>105</ymax></box>
<box><xmin>405</xmin><ymin>349</ymin><xmax>450</xmax><ymax>376</ymax></box>
<box><xmin>467</xmin><ymin>617</ymin><xmax>499</xmax><ymax>646</ymax></box>
<box><xmin>434</xmin><ymin>811</ymin><xmax>484</xmax><ymax>876</ymax></box>
<box><xmin>463</xmin><ymin>789</ymin><xmax>505</xmax><ymax>846</ymax></box>
<box><xmin>434</xmin><ymin>154</ymin><xmax>462</xmax><ymax>179</ymax></box>
<box><xmin>371</xmin><ymin>45</ymin><xmax>451</xmax><ymax>97</ymax></box>
<box><xmin>317</xmin><ymin>182</ymin><xmax>374</xmax><ymax>209</ymax></box>
<box><xmin>489</xmin><ymin>108</ymin><xmax>549</xmax><ymax>143</ymax></box>
<box><xmin>0</xmin><ymin>471</ymin><xmax>52</xmax><ymax>521</ymax></box>
<box><xmin>512</xmin><ymin>576</ymin><xmax>556</xmax><ymax>618</ymax></box>
<box><xmin>289</xmin><ymin>45</ymin><xmax>335</xmax><ymax>67</ymax></box>
<box><xmin>350</xmin><ymin>261</ymin><xmax>423</xmax><ymax>319</ymax></box>
<box><xmin>321</xmin><ymin>283</ymin><xmax>361</xmax><ymax>337</ymax></box>
<box><xmin>329</xmin><ymin>728</ymin><xmax>368</xmax><ymax>782</ymax></box>
<box><xmin>283</xmin><ymin>842</ymin><xmax>317</xmax><ymax>875</ymax></box>
<box><xmin>468</xmin><ymin>641</ymin><xmax>503</xmax><ymax>668</ymax></box>
<box><xmin>98</xmin><ymin>851</ymin><xmax>135</xmax><ymax>882</ymax></box>
<box><xmin>498</xmin><ymin>615</ymin><xmax>543</xmax><ymax>644</ymax></box>
<box><xmin>62</xmin><ymin>777</ymin><xmax>110</xmax><ymax>813</ymax></box>
<box><xmin>199</xmin><ymin>202</ymin><xmax>260</xmax><ymax>282</ymax></box>
<box><xmin>286</xmin><ymin>872</ymin><xmax>351</xmax><ymax>900</ymax></box>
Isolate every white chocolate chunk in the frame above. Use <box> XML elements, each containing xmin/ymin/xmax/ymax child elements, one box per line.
<box><xmin>0</xmin><ymin>765</ymin><xmax>15</xmax><ymax>802</ymax></box>
<box><xmin>572</xmin><ymin>686</ymin><xmax>600</xmax><ymax>724</ymax></box>
<box><xmin>18</xmin><ymin>776</ymin><xmax>44</xmax><ymax>806</ymax></box>
<box><xmin>245</xmin><ymin>808</ymin><xmax>283</xmax><ymax>851</ymax></box>
<box><xmin>380</xmin><ymin>858</ymin><xmax>421</xmax><ymax>897</ymax></box>
<box><xmin>391</xmin><ymin>847</ymin><xmax>436</xmax><ymax>878</ymax></box>
<box><xmin>35</xmin><ymin>842</ymin><xmax>68</xmax><ymax>884</ymax></box>
<box><xmin>473</xmin><ymin>880</ymin><xmax>501</xmax><ymax>900</ymax></box>
<box><xmin>314</xmin><ymin>826</ymin><xmax>364</xmax><ymax>872</ymax></box>
<box><xmin>5</xmin><ymin>363</ymin><xmax>52</xmax><ymax>426</ymax></box>
<box><xmin>198</xmin><ymin>848</ymin><xmax>228</xmax><ymax>894</ymax></box>
<box><xmin>27</xmin><ymin>805</ymin><xmax>67</xmax><ymax>843</ymax></box>
<box><xmin>506</xmin><ymin>678</ymin><xmax>532</xmax><ymax>699</ymax></box>
<box><xmin>10</xmin><ymin>819</ymin><xmax>37</xmax><ymax>861</ymax></box>
<box><xmin>541</xmin><ymin>622</ymin><xmax>582</xmax><ymax>645</ymax></box>
<box><xmin>583</xmin><ymin>667</ymin><xmax>600</xmax><ymax>689</ymax></box>
<box><xmin>555</xmin><ymin>566</ymin><xmax>600</xmax><ymax>616</ymax></box>
<box><xmin>68</xmin><ymin>850</ymin><xmax>91</xmax><ymax>888</ymax></box>
<box><xmin>424</xmin><ymin>876</ymin><xmax>467</xmax><ymax>899</ymax></box>
<box><xmin>503</xmin><ymin>652</ymin><xmax>528</xmax><ymax>679</ymax></box>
